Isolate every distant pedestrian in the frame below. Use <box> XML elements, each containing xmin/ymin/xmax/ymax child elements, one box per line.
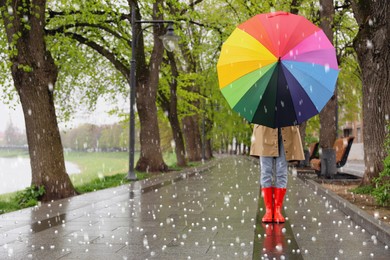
<box><xmin>250</xmin><ymin>125</ymin><xmax>304</xmax><ymax>223</ymax></box>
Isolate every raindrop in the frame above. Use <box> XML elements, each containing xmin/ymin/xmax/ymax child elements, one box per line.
<box><xmin>324</xmin><ymin>64</ymin><xmax>330</xmax><ymax>73</ymax></box>
<box><xmin>48</xmin><ymin>83</ymin><xmax>54</xmax><ymax>92</ymax></box>
<box><xmin>366</xmin><ymin>40</ymin><xmax>373</xmax><ymax>49</ymax></box>
<box><xmin>28</xmin><ymin>109</ymin><xmax>32</xmax><ymax>115</ymax></box>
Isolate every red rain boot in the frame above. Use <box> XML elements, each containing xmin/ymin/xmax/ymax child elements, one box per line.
<box><xmin>273</xmin><ymin>187</ymin><xmax>287</xmax><ymax>223</ymax></box>
<box><xmin>261</xmin><ymin>187</ymin><xmax>273</xmax><ymax>223</ymax></box>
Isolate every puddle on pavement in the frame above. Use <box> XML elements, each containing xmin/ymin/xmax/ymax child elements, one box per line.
<box><xmin>252</xmin><ymin>192</ymin><xmax>303</xmax><ymax>259</ymax></box>
<box><xmin>30</xmin><ymin>214</ymin><xmax>67</xmax><ymax>233</ymax></box>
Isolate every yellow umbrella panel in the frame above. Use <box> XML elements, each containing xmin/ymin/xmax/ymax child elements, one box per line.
<box><xmin>217</xmin><ymin>28</ymin><xmax>277</xmax><ymax>89</ymax></box>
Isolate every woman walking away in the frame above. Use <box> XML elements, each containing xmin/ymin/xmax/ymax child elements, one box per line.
<box><xmin>250</xmin><ymin>125</ymin><xmax>304</xmax><ymax>223</ymax></box>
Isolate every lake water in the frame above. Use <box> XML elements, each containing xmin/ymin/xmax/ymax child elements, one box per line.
<box><xmin>0</xmin><ymin>157</ymin><xmax>81</xmax><ymax>195</ymax></box>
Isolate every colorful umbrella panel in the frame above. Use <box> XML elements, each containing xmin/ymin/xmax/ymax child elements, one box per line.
<box><xmin>217</xmin><ymin>11</ymin><xmax>339</xmax><ymax>128</ymax></box>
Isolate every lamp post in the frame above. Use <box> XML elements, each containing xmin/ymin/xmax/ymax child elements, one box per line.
<box><xmin>127</xmin><ymin>2</ymin><xmax>179</xmax><ymax>181</ymax></box>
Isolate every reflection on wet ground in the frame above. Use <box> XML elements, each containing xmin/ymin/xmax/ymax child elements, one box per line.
<box><xmin>252</xmin><ymin>192</ymin><xmax>303</xmax><ymax>259</ymax></box>
<box><xmin>30</xmin><ymin>214</ymin><xmax>67</xmax><ymax>233</ymax></box>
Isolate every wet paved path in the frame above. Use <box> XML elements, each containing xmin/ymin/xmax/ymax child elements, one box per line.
<box><xmin>284</xmin><ymin>174</ymin><xmax>388</xmax><ymax>259</ymax></box>
<box><xmin>0</xmin><ymin>156</ymin><xmax>389</xmax><ymax>259</ymax></box>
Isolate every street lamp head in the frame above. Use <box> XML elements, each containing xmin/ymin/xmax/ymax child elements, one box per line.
<box><xmin>160</xmin><ymin>23</ymin><xmax>179</xmax><ymax>52</ymax></box>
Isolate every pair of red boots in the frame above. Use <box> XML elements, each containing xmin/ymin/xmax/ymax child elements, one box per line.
<box><xmin>261</xmin><ymin>187</ymin><xmax>286</xmax><ymax>223</ymax></box>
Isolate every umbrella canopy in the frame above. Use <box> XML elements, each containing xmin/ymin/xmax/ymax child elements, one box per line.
<box><xmin>217</xmin><ymin>11</ymin><xmax>339</xmax><ymax>128</ymax></box>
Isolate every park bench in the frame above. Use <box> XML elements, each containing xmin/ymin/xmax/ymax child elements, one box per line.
<box><xmin>308</xmin><ymin>142</ymin><xmax>319</xmax><ymax>160</ymax></box>
<box><xmin>289</xmin><ymin>141</ymin><xmax>319</xmax><ymax>168</ymax></box>
<box><xmin>288</xmin><ymin>141</ymin><xmax>319</xmax><ymax>168</ymax></box>
<box><xmin>310</xmin><ymin>136</ymin><xmax>355</xmax><ymax>176</ymax></box>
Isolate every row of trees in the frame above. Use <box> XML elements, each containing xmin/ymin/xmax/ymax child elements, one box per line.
<box><xmin>0</xmin><ymin>122</ymin><xmax>27</xmax><ymax>146</ymax></box>
<box><xmin>0</xmin><ymin>0</ymin><xmax>388</xmax><ymax>201</ymax></box>
<box><xmin>61</xmin><ymin>123</ymin><xmax>129</xmax><ymax>152</ymax></box>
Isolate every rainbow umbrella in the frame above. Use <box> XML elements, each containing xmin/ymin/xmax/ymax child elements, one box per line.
<box><xmin>217</xmin><ymin>11</ymin><xmax>339</xmax><ymax>128</ymax></box>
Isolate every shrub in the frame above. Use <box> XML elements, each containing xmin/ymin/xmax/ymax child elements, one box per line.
<box><xmin>372</xmin><ymin>123</ymin><xmax>390</xmax><ymax>206</ymax></box>
<box><xmin>350</xmin><ymin>185</ymin><xmax>374</xmax><ymax>194</ymax></box>
<box><xmin>372</xmin><ymin>156</ymin><xmax>390</xmax><ymax>206</ymax></box>
<box><xmin>15</xmin><ymin>185</ymin><xmax>45</xmax><ymax>208</ymax></box>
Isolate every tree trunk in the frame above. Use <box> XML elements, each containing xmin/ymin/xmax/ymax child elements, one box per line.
<box><xmin>168</xmin><ymin>111</ymin><xmax>187</xmax><ymax>167</ymax></box>
<box><xmin>132</xmin><ymin>0</ymin><xmax>168</xmax><ymax>172</ymax></box>
<box><xmin>183</xmin><ymin>115</ymin><xmax>202</xmax><ymax>161</ymax></box>
<box><xmin>205</xmin><ymin>139</ymin><xmax>213</xmax><ymax>159</ymax></box>
<box><xmin>176</xmin><ymin>11</ymin><xmax>203</xmax><ymax>162</ymax></box>
<box><xmin>319</xmin><ymin>0</ymin><xmax>338</xmax><ymax>150</ymax></box>
<box><xmin>0</xmin><ymin>0</ymin><xmax>76</xmax><ymax>201</ymax></box>
<box><xmin>158</xmin><ymin>51</ymin><xmax>187</xmax><ymax>167</ymax></box>
<box><xmin>351</xmin><ymin>0</ymin><xmax>390</xmax><ymax>185</ymax></box>
<box><xmin>291</xmin><ymin>1</ymin><xmax>309</xmax><ymax>154</ymax></box>
<box><xmin>204</xmin><ymin>113</ymin><xmax>213</xmax><ymax>160</ymax></box>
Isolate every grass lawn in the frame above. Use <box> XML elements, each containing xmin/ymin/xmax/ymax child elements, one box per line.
<box><xmin>0</xmin><ymin>149</ymin><xmax>29</xmax><ymax>158</ymax></box>
<box><xmin>64</xmin><ymin>151</ymin><xmax>131</xmax><ymax>187</ymax></box>
<box><xmin>65</xmin><ymin>151</ymin><xmax>178</xmax><ymax>186</ymax></box>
